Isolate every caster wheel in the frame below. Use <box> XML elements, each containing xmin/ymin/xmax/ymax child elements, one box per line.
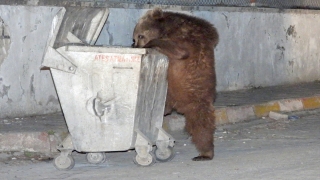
<box><xmin>133</xmin><ymin>153</ymin><xmax>155</xmax><ymax>167</ymax></box>
<box><xmin>86</xmin><ymin>152</ymin><xmax>106</xmax><ymax>164</ymax></box>
<box><xmin>53</xmin><ymin>154</ymin><xmax>75</xmax><ymax>170</ymax></box>
<box><xmin>155</xmin><ymin>147</ymin><xmax>175</xmax><ymax>162</ymax></box>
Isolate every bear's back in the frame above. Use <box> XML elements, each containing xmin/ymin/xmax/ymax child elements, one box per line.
<box><xmin>161</xmin><ymin>12</ymin><xmax>219</xmax><ymax>47</ymax></box>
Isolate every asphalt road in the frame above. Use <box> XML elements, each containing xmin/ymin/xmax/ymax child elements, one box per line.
<box><xmin>1</xmin><ymin>110</ymin><xmax>319</xmax><ymax>180</ymax></box>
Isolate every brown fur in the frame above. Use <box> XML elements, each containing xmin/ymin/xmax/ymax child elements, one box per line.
<box><xmin>132</xmin><ymin>8</ymin><xmax>219</xmax><ymax>161</ymax></box>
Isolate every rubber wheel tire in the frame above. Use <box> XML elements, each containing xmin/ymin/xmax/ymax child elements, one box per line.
<box><xmin>86</xmin><ymin>152</ymin><xmax>107</xmax><ymax>164</ymax></box>
<box><xmin>133</xmin><ymin>153</ymin><xmax>155</xmax><ymax>167</ymax></box>
<box><xmin>154</xmin><ymin>147</ymin><xmax>175</xmax><ymax>162</ymax></box>
<box><xmin>53</xmin><ymin>155</ymin><xmax>75</xmax><ymax>170</ymax></box>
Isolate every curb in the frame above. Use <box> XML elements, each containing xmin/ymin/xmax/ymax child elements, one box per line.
<box><xmin>215</xmin><ymin>96</ymin><xmax>320</xmax><ymax>125</ymax></box>
<box><xmin>0</xmin><ymin>132</ymin><xmax>60</xmax><ymax>156</ymax></box>
<box><xmin>163</xmin><ymin>96</ymin><xmax>320</xmax><ymax>131</ymax></box>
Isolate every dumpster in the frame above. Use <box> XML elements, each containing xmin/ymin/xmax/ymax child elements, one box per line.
<box><xmin>42</xmin><ymin>7</ymin><xmax>174</xmax><ymax>170</ymax></box>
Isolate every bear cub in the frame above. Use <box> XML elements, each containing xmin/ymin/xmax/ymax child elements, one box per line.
<box><xmin>132</xmin><ymin>8</ymin><xmax>219</xmax><ymax>161</ymax></box>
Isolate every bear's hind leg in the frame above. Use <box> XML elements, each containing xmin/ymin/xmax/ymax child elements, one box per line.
<box><xmin>185</xmin><ymin>106</ymin><xmax>215</xmax><ymax>161</ymax></box>
<box><xmin>191</xmin><ymin>127</ymin><xmax>214</xmax><ymax>161</ymax></box>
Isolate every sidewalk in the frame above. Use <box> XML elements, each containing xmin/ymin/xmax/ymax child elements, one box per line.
<box><xmin>1</xmin><ymin>81</ymin><xmax>320</xmax><ymax>155</ymax></box>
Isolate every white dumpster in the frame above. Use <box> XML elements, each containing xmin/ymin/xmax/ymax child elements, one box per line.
<box><xmin>42</xmin><ymin>8</ymin><xmax>174</xmax><ymax>170</ymax></box>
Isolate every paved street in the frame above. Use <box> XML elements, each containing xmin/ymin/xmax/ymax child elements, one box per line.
<box><xmin>1</xmin><ymin>110</ymin><xmax>319</xmax><ymax>180</ymax></box>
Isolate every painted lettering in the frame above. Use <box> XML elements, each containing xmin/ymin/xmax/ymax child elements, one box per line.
<box><xmin>94</xmin><ymin>54</ymin><xmax>141</xmax><ymax>63</ymax></box>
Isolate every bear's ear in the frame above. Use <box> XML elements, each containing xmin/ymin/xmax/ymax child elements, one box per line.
<box><xmin>150</xmin><ymin>7</ymin><xmax>164</xmax><ymax>20</ymax></box>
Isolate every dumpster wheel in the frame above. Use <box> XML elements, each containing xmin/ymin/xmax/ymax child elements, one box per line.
<box><xmin>154</xmin><ymin>146</ymin><xmax>175</xmax><ymax>162</ymax></box>
<box><xmin>133</xmin><ymin>152</ymin><xmax>155</xmax><ymax>167</ymax></box>
<box><xmin>86</xmin><ymin>152</ymin><xmax>106</xmax><ymax>164</ymax></box>
<box><xmin>53</xmin><ymin>154</ymin><xmax>75</xmax><ymax>170</ymax></box>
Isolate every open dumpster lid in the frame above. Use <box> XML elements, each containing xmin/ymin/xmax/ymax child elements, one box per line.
<box><xmin>47</xmin><ymin>6</ymin><xmax>109</xmax><ymax>49</ymax></box>
<box><xmin>42</xmin><ymin>6</ymin><xmax>110</xmax><ymax>71</ymax></box>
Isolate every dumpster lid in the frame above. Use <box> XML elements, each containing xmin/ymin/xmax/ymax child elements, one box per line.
<box><xmin>48</xmin><ymin>7</ymin><xmax>109</xmax><ymax>49</ymax></box>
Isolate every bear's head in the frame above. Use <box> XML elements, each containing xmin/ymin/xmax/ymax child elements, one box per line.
<box><xmin>132</xmin><ymin>8</ymin><xmax>164</xmax><ymax>48</ymax></box>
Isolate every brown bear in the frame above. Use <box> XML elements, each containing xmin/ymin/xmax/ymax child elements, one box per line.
<box><xmin>132</xmin><ymin>8</ymin><xmax>219</xmax><ymax>161</ymax></box>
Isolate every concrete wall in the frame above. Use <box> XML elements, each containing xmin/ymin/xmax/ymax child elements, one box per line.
<box><xmin>96</xmin><ymin>7</ymin><xmax>320</xmax><ymax>91</ymax></box>
<box><xmin>1</xmin><ymin>4</ymin><xmax>320</xmax><ymax>118</ymax></box>
<box><xmin>0</xmin><ymin>6</ymin><xmax>62</xmax><ymax>118</ymax></box>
